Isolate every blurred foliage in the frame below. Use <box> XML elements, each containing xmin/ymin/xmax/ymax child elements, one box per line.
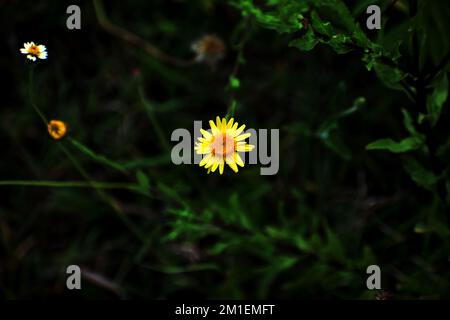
<box><xmin>0</xmin><ymin>0</ymin><xmax>449</xmax><ymax>299</ymax></box>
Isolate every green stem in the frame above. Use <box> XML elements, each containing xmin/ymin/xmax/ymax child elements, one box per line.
<box><xmin>28</xmin><ymin>67</ymin><xmax>48</xmax><ymax>125</ymax></box>
<box><xmin>27</xmin><ymin>63</ymin><xmax>149</xmax><ymax>242</ymax></box>
<box><xmin>0</xmin><ymin>180</ymin><xmax>138</xmax><ymax>190</ymax></box>
<box><xmin>409</xmin><ymin>0</ymin><xmax>448</xmax><ymax>206</ymax></box>
<box><xmin>225</xmin><ymin>19</ymin><xmax>252</xmax><ymax>118</ymax></box>
<box><xmin>59</xmin><ymin>142</ymin><xmax>148</xmax><ymax>241</ymax></box>
<box><xmin>138</xmin><ymin>86</ymin><xmax>171</xmax><ymax>151</ymax></box>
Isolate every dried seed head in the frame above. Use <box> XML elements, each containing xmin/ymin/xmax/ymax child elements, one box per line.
<box><xmin>191</xmin><ymin>35</ymin><xmax>226</xmax><ymax>67</ymax></box>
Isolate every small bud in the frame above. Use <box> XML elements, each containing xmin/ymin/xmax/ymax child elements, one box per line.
<box><xmin>48</xmin><ymin>120</ymin><xmax>67</xmax><ymax>140</ymax></box>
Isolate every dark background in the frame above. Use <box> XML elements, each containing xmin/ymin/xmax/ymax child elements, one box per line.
<box><xmin>0</xmin><ymin>0</ymin><xmax>449</xmax><ymax>299</ymax></box>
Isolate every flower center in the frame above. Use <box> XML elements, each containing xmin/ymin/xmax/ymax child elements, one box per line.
<box><xmin>29</xmin><ymin>45</ymin><xmax>40</xmax><ymax>56</ymax></box>
<box><xmin>211</xmin><ymin>134</ymin><xmax>235</xmax><ymax>157</ymax></box>
<box><xmin>50</xmin><ymin>125</ymin><xmax>60</xmax><ymax>134</ymax></box>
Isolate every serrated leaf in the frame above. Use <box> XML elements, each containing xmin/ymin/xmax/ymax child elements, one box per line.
<box><xmin>235</xmin><ymin>0</ymin><xmax>307</xmax><ymax>34</ymax></box>
<box><xmin>289</xmin><ymin>27</ymin><xmax>318</xmax><ymax>51</ymax></box>
<box><xmin>352</xmin><ymin>27</ymin><xmax>373</xmax><ymax>49</ymax></box>
<box><xmin>327</xmin><ymin>34</ymin><xmax>352</xmax><ymax>54</ymax></box>
<box><xmin>311</xmin><ymin>11</ymin><xmax>334</xmax><ymax>36</ymax></box>
<box><xmin>310</xmin><ymin>0</ymin><xmax>356</xmax><ymax>33</ymax></box>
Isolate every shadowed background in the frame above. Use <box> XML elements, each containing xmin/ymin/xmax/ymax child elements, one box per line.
<box><xmin>0</xmin><ymin>0</ymin><xmax>449</xmax><ymax>299</ymax></box>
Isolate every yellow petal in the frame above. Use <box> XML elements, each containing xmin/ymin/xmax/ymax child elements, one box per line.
<box><xmin>200</xmin><ymin>129</ymin><xmax>212</xmax><ymax>140</ymax></box>
<box><xmin>211</xmin><ymin>162</ymin><xmax>219</xmax><ymax>172</ymax></box>
<box><xmin>209</xmin><ymin>120</ymin><xmax>220</xmax><ymax>135</ymax></box>
<box><xmin>195</xmin><ymin>145</ymin><xmax>211</xmax><ymax>154</ymax></box>
<box><xmin>236</xmin><ymin>144</ymin><xmax>254</xmax><ymax>152</ymax></box>
<box><xmin>233</xmin><ymin>124</ymin><xmax>246</xmax><ymax>137</ymax></box>
<box><xmin>227</xmin><ymin>160</ymin><xmax>239</xmax><ymax>173</ymax></box>
<box><xmin>219</xmin><ymin>163</ymin><xmax>224</xmax><ymax>174</ymax></box>
<box><xmin>216</xmin><ymin>116</ymin><xmax>222</xmax><ymax>129</ymax></box>
<box><xmin>221</xmin><ymin>118</ymin><xmax>227</xmax><ymax>131</ymax></box>
<box><xmin>227</xmin><ymin>118</ymin><xmax>234</xmax><ymax>129</ymax></box>
<box><xmin>235</xmin><ymin>153</ymin><xmax>245</xmax><ymax>167</ymax></box>
<box><xmin>235</xmin><ymin>132</ymin><xmax>251</xmax><ymax>141</ymax></box>
<box><xmin>199</xmin><ymin>155</ymin><xmax>211</xmax><ymax>167</ymax></box>
<box><xmin>205</xmin><ymin>160</ymin><xmax>214</xmax><ymax>169</ymax></box>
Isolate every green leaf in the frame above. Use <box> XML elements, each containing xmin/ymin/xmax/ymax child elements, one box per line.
<box><xmin>136</xmin><ymin>170</ymin><xmax>150</xmax><ymax>188</ymax></box>
<box><xmin>135</xmin><ymin>170</ymin><xmax>150</xmax><ymax>195</ymax></box>
<box><xmin>234</xmin><ymin>0</ymin><xmax>307</xmax><ymax>34</ymax></box>
<box><xmin>289</xmin><ymin>27</ymin><xmax>318</xmax><ymax>51</ymax></box>
<box><xmin>366</xmin><ymin>137</ymin><xmax>424</xmax><ymax>153</ymax></box>
<box><xmin>309</xmin><ymin>0</ymin><xmax>356</xmax><ymax>33</ymax></box>
<box><xmin>311</xmin><ymin>11</ymin><xmax>334</xmax><ymax>36</ymax></box>
<box><xmin>351</xmin><ymin>27</ymin><xmax>374</xmax><ymax>49</ymax></box>
<box><xmin>323</xmin><ymin>226</ymin><xmax>346</xmax><ymax>263</ymax></box>
<box><xmin>373</xmin><ymin>62</ymin><xmax>406</xmax><ymax>90</ymax></box>
<box><xmin>320</xmin><ymin>132</ymin><xmax>352</xmax><ymax>160</ymax></box>
<box><xmin>427</xmin><ymin>74</ymin><xmax>448</xmax><ymax>126</ymax></box>
<box><xmin>284</xmin><ymin>122</ymin><xmax>312</xmax><ymax>136</ymax></box>
<box><xmin>403</xmin><ymin>158</ymin><xmax>439</xmax><ymax>190</ymax></box>
<box><xmin>294</xmin><ymin>235</ymin><xmax>312</xmax><ymax>252</ymax></box>
<box><xmin>229</xmin><ymin>76</ymin><xmax>241</xmax><ymax>89</ymax></box>
<box><xmin>402</xmin><ymin>108</ymin><xmax>418</xmax><ymax>136</ymax></box>
<box><xmin>436</xmin><ymin>137</ymin><xmax>450</xmax><ymax>157</ymax></box>
<box><xmin>326</xmin><ymin>34</ymin><xmax>352</xmax><ymax>54</ymax></box>
<box><xmin>316</xmin><ymin>96</ymin><xmax>366</xmax><ymax>160</ymax></box>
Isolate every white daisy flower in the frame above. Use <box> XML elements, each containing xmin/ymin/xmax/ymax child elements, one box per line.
<box><xmin>20</xmin><ymin>42</ymin><xmax>48</xmax><ymax>61</ymax></box>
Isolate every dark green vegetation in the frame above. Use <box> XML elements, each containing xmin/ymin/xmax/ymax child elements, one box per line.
<box><xmin>1</xmin><ymin>0</ymin><xmax>449</xmax><ymax>299</ymax></box>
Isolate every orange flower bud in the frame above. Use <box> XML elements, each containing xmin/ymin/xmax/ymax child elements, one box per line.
<box><xmin>47</xmin><ymin>120</ymin><xmax>67</xmax><ymax>140</ymax></box>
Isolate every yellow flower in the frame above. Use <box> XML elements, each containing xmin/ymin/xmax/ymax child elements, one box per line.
<box><xmin>20</xmin><ymin>42</ymin><xmax>48</xmax><ymax>61</ymax></box>
<box><xmin>47</xmin><ymin>120</ymin><xmax>67</xmax><ymax>140</ymax></box>
<box><xmin>195</xmin><ymin>117</ymin><xmax>254</xmax><ymax>174</ymax></box>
